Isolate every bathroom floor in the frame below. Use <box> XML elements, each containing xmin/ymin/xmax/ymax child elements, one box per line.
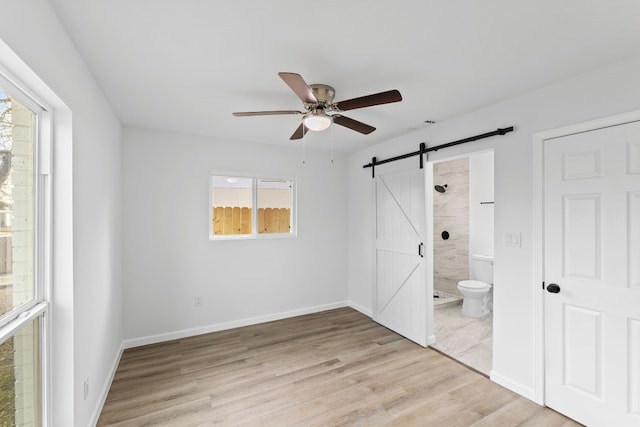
<box><xmin>432</xmin><ymin>300</ymin><xmax>492</xmax><ymax>376</ymax></box>
<box><xmin>432</xmin><ymin>289</ymin><xmax>462</xmax><ymax>305</ymax></box>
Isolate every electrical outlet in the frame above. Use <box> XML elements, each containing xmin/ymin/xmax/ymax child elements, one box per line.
<box><xmin>194</xmin><ymin>296</ymin><xmax>203</xmax><ymax>308</ymax></box>
<box><xmin>83</xmin><ymin>378</ymin><xmax>89</xmax><ymax>400</ymax></box>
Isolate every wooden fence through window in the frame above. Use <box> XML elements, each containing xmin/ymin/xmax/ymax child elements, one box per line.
<box><xmin>213</xmin><ymin>207</ymin><xmax>291</xmax><ymax>235</ymax></box>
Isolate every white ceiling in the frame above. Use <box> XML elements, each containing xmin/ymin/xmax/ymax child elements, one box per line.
<box><xmin>48</xmin><ymin>0</ymin><xmax>640</xmax><ymax>152</ymax></box>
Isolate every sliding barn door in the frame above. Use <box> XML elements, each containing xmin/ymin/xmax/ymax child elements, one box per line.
<box><xmin>374</xmin><ymin>166</ymin><xmax>427</xmax><ymax>346</ymax></box>
<box><xmin>544</xmin><ymin>120</ymin><xmax>640</xmax><ymax>426</ymax></box>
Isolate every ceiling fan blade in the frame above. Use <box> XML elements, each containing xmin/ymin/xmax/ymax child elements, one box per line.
<box><xmin>278</xmin><ymin>72</ymin><xmax>318</xmax><ymax>104</ymax></box>
<box><xmin>333</xmin><ymin>115</ymin><xmax>376</xmax><ymax>135</ymax></box>
<box><xmin>334</xmin><ymin>89</ymin><xmax>402</xmax><ymax>111</ymax></box>
<box><xmin>290</xmin><ymin>123</ymin><xmax>309</xmax><ymax>140</ymax></box>
<box><xmin>233</xmin><ymin>110</ymin><xmax>302</xmax><ymax>117</ymax></box>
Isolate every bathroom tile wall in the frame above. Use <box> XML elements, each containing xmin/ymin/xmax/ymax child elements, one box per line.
<box><xmin>433</xmin><ymin>157</ymin><xmax>469</xmax><ymax>296</ymax></box>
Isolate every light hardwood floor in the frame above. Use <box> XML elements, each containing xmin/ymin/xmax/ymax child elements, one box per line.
<box><xmin>98</xmin><ymin>308</ymin><xmax>581</xmax><ymax>426</ymax></box>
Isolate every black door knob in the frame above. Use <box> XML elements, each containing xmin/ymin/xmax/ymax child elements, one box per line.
<box><xmin>547</xmin><ymin>283</ymin><xmax>560</xmax><ymax>294</ymax></box>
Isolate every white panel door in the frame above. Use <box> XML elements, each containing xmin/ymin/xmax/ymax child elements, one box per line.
<box><xmin>544</xmin><ymin>120</ymin><xmax>640</xmax><ymax>426</ymax></box>
<box><xmin>374</xmin><ymin>165</ymin><xmax>427</xmax><ymax>346</ymax></box>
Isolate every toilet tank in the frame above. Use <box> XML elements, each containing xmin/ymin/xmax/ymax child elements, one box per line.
<box><xmin>470</xmin><ymin>254</ymin><xmax>494</xmax><ymax>284</ymax></box>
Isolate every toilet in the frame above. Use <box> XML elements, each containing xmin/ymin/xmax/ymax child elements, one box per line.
<box><xmin>457</xmin><ymin>254</ymin><xmax>493</xmax><ymax>317</ymax></box>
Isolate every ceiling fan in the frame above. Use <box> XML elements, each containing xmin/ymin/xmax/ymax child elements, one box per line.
<box><xmin>233</xmin><ymin>72</ymin><xmax>402</xmax><ymax>140</ymax></box>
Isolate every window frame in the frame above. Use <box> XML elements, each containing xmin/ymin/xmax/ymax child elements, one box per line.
<box><xmin>209</xmin><ymin>172</ymin><xmax>297</xmax><ymax>240</ymax></box>
<box><xmin>0</xmin><ymin>69</ymin><xmax>52</xmax><ymax>426</ymax></box>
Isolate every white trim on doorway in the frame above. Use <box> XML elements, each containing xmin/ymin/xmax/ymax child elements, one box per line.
<box><xmin>425</xmin><ymin>160</ymin><xmax>436</xmax><ymax>346</ymax></box>
<box><xmin>532</xmin><ymin>108</ymin><xmax>640</xmax><ymax>406</ymax></box>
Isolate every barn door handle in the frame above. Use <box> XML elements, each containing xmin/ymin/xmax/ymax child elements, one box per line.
<box><xmin>546</xmin><ymin>283</ymin><xmax>560</xmax><ymax>294</ymax></box>
<box><xmin>418</xmin><ymin>243</ymin><xmax>424</xmax><ymax>258</ymax></box>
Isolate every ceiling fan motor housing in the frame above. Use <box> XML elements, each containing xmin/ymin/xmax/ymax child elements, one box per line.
<box><xmin>308</xmin><ymin>84</ymin><xmax>335</xmax><ymax>108</ymax></box>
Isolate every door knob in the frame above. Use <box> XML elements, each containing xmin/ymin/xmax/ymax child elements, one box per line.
<box><xmin>546</xmin><ymin>283</ymin><xmax>560</xmax><ymax>294</ymax></box>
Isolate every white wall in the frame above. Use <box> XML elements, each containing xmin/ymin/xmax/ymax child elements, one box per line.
<box><xmin>0</xmin><ymin>1</ymin><xmax>123</xmax><ymax>426</ymax></box>
<box><xmin>122</xmin><ymin>127</ymin><xmax>348</xmax><ymax>344</ymax></box>
<box><xmin>469</xmin><ymin>151</ymin><xmax>494</xmax><ymax>258</ymax></box>
<box><xmin>348</xmin><ymin>53</ymin><xmax>640</xmax><ymax>399</ymax></box>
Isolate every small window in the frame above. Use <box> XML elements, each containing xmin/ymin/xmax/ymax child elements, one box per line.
<box><xmin>210</xmin><ymin>175</ymin><xmax>295</xmax><ymax>239</ymax></box>
<box><xmin>211</xmin><ymin>176</ymin><xmax>253</xmax><ymax>236</ymax></box>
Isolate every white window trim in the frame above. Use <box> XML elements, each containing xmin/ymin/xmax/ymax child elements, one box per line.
<box><xmin>209</xmin><ymin>172</ymin><xmax>297</xmax><ymax>240</ymax></box>
<box><xmin>0</xmin><ymin>67</ymin><xmax>52</xmax><ymax>426</ymax></box>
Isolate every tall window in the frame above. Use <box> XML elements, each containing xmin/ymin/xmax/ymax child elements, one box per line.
<box><xmin>0</xmin><ymin>78</ymin><xmax>49</xmax><ymax>425</ymax></box>
<box><xmin>210</xmin><ymin>175</ymin><xmax>295</xmax><ymax>239</ymax></box>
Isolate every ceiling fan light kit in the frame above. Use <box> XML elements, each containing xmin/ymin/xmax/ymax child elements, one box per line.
<box><xmin>233</xmin><ymin>72</ymin><xmax>402</xmax><ymax>140</ymax></box>
<box><xmin>303</xmin><ymin>110</ymin><xmax>332</xmax><ymax>132</ymax></box>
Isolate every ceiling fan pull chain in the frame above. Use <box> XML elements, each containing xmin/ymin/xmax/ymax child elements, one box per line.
<box><xmin>330</xmin><ymin>125</ymin><xmax>335</xmax><ymax>164</ymax></box>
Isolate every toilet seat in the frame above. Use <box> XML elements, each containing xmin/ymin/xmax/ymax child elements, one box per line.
<box><xmin>458</xmin><ymin>280</ymin><xmax>491</xmax><ymax>290</ymax></box>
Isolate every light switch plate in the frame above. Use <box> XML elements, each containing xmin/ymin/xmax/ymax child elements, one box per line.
<box><xmin>505</xmin><ymin>232</ymin><xmax>521</xmax><ymax>248</ymax></box>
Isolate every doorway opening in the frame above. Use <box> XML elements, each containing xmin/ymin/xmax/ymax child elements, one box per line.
<box><xmin>429</xmin><ymin>151</ymin><xmax>494</xmax><ymax>376</ymax></box>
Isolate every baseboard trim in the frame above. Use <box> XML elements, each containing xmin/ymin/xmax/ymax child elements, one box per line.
<box><xmin>89</xmin><ymin>342</ymin><xmax>124</xmax><ymax>427</ymax></box>
<box><xmin>123</xmin><ymin>301</ymin><xmax>349</xmax><ymax>349</ymax></box>
<box><xmin>347</xmin><ymin>301</ymin><xmax>372</xmax><ymax>318</ymax></box>
<box><xmin>490</xmin><ymin>370</ymin><xmax>537</xmax><ymax>403</ymax></box>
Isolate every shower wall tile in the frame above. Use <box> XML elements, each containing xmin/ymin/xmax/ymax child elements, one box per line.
<box><xmin>434</xmin><ymin>158</ymin><xmax>469</xmax><ymax>296</ymax></box>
